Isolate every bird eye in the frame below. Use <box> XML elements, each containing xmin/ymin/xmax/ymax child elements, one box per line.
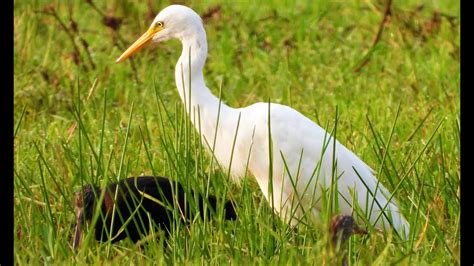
<box><xmin>150</xmin><ymin>21</ymin><xmax>164</xmax><ymax>32</ymax></box>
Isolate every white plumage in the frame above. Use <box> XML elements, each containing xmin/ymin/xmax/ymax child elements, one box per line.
<box><xmin>116</xmin><ymin>5</ymin><xmax>409</xmax><ymax>239</ymax></box>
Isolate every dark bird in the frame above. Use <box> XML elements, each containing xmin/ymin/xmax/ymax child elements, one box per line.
<box><xmin>330</xmin><ymin>215</ymin><xmax>368</xmax><ymax>266</ymax></box>
<box><xmin>73</xmin><ymin>176</ymin><xmax>236</xmax><ymax>249</ymax></box>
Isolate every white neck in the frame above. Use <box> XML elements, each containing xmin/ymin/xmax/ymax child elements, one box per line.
<box><xmin>175</xmin><ymin>28</ymin><xmax>212</xmax><ymax>112</ymax></box>
<box><xmin>174</xmin><ymin>26</ymin><xmax>236</xmax><ymax>145</ymax></box>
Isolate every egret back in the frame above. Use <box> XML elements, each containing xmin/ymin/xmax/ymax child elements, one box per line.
<box><xmin>235</xmin><ymin>103</ymin><xmax>409</xmax><ymax>239</ymax></box>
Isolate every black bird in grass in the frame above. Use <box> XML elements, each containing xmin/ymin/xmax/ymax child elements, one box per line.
<box><xmin>330</xmin><ymin>215</ymin><xmax>368</xmax><ymax>266</ymax></box>
<box><xmin>73</xmin><ymin>176</ymin><xmax>237</xmax><ymax>249</ymax></box>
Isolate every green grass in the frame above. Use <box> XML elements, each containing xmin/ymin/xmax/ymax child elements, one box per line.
<box><xmin>14</xmin><ymin>0</ymin><xmax>459</xmax><ymax>264</ymax></box>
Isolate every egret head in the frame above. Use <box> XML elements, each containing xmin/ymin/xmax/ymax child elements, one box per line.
<box><xmin>116</xmin><ymin>5</ymin><xmax>203</xmax><ymax>63</ymax></box>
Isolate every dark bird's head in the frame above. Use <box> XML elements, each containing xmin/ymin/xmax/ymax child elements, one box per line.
<box><xmin>73</xmin><ymin>184</ymin><xmax>102</xmax><ymax>250</ymax></box>
<box><xmin>330</xmin><ymin>215</ymin><xmax>367</xmax><ymax>266</ymax></box>
<box><xmin>330</xmin><ymin>215</ymin><xmax>367</xmax><ymax>248</ymax></box>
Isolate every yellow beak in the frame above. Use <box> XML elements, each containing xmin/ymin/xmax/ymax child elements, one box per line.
<box><xmin>116</xmin><ymin>27</ymin><xmax>159</xmax><ymax>63</ymax></box>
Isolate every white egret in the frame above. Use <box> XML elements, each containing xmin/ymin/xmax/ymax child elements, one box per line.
<box><xmin>116</xmin><ymin>5</ymin><xmax>409</xmax><ymax>238</ymax></box>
